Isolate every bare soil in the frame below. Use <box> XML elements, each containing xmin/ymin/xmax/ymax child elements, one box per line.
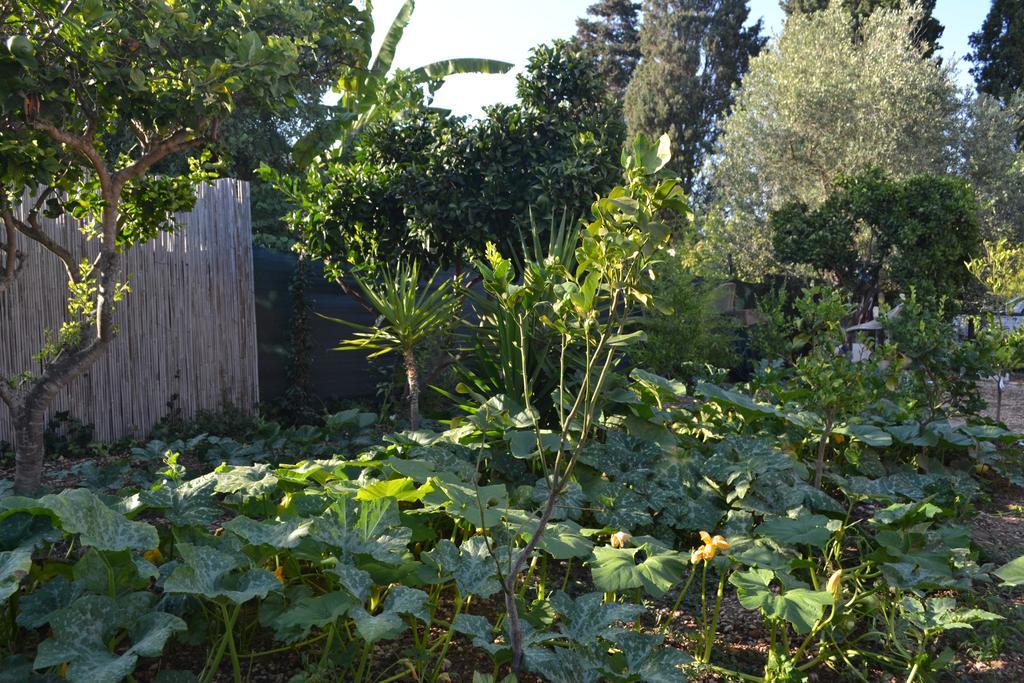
<box><xmin>978</xmin><ymin>378</ymin><xmax>1024</xmax><ymax>432</ymax></box>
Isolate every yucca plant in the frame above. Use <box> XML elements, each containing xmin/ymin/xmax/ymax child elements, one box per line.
<box><xmin>327</xmin><ymin>262</ymin><xmax>462</xmax><ymax>429</ymax></box>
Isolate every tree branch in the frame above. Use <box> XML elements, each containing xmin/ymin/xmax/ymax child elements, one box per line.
<box><xmin>113</xmin><ymin>129</ymin><xmax>201</xmax><ymax>188</ymax></box>
<box><xmin>27</xmin><ymin>118</ymin><xmax>111</xmax><ymax>190</ymax></box>
<box><xmin>1</xmin><ymin>189</ymin><xmax>79</xmax><ymax>284</ymax></box>
<box><xmin>0</xmin><ymin>211</ymin><xmax>23</xmax><ymax>294</ymax></box>
<box><xmin>0</xmin><ymin>380</ymin><xmax>12</xmax><ymax>409</ymax></box>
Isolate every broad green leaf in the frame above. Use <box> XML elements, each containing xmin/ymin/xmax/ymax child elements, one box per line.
<box><xmin>0</xmin><ymin>547</ymin><xmax>31</xmax><ymax>603</ymax></box>
<box><xmin>223</xmin><ymin>516</ymin><xmax>312</xmax><ymax>549</ymax></box>
<box><xmin>590</xmin><ymin>544</ymin><xmax>686</xmax><ymax>598</ymax></box>
<box><xmin>900</xmin><ymin>596</ymin><xmax>1002</xmax><ymax>636</ymax></box>
<box><xmin>410</xmin><ymin>58</ymin><xmax>513</xmax><ymax>80</ymax></box>
<box><xmin>212</xmin><ymin>465</ymin><xmax>279</xmax><ymax>499</ymax></box>
<box><xmin>837</xmin><ymin>423</ymin><xmax>892</xmax><ymax>447</ymax></box>
<box><xmin>310</xmin><ymin>499</ymin><xmax>411</xmax><ymax>564</ymax></box>
<box><xmin>356</xmin><ymin>477</ymin><xmax>430</xmax><ymax>502</ymax></box>
<box><xmin>696</xmin><ymin>382</ymin><xmax>781</xmax><ymax>419</ymax></box>
<box><xmin>73</xmin><ymin>549</ymin><xmax>158</xmax><ymax>595</ymax></box>
<box><xmin>369</xmin><ymin>0</ymin><xmax>416</xmax><ymax>78</ymax></box>
<box><xmin>34</xmin><ymin>593</ymin><xmax>185</xmax><ymax>683</ymax></box>
<box><xmin>380</xmin><ymin>585</ymin><xmax>429</xmax><ymax>623</ymax></box>
<box><xmin>133</xmin><ymin>477</ymin><xmax>220</xmax><ymax>527</ymax></box>
<box><xmin>994</xmin><ymin>555</ymin><xmax>1024</xmax><ymax>586</ymax></box>
<box><xmin>422</xmin><ymin>537</ymin><xmax>499</xmax><ymax>597</ymax></box>
<box><xmin>607</xmin><ymin>629</ymin><xmax>693</xmax><ymax>682</ymax></box>
<box><xmin>40</xmin><ymin>489</ymin><xmax>157</xmax><ymax>552</ymax></box>
<box><xmin>515</xmin><ymin>516</ymin><xmax>594</xmax><ymax>560</ymax></box>
<box><xmin>350</xmin><ymin>607</ymin><xmax>405</xmax><ymax>644</ymax></box>
<box><xmin>331</xmin><ymin>562</ymin><xmax>374</xmax><ymax>601</ymax></box>
<box><xmin>163</xmin><ymin>544</ymin><xmax>281</xmax><ymax>604</ymax></box>
<box><xmin>755</xmin><ymin>515</ymin><xmax>832</xmax><ymax>548</ymax></box>
<box><xmin>269</xmin><ymin>591</ymin><xmax>356</xmax><ymax>642</ymax></box>
<box><xmin>425</xmin><ymin>480</ymin><xmax>508</xmax><ymax>529</ymax></box>
<box><xmin>0</xmin><ymin>511</ymin><xmax>60</xmax><ymax>551</ymax></box>
<box><xmin>16</xmin><ymin>576</ymin><xmax>86</xmax><ymax>629</ymax></box>
<box><xmin>730</xmin><ymin>568</ymin><xmax>831</xmax><ymax>634</ymax></box>
<box><xmin>871</xmin><ymin>501</ymin><xmax>943</xmax><ymax>527</ymax></box>
<box><xmin>549</xmin><ymin>591</ymin><xmax>643</xmax><ymax>643</ymax></box>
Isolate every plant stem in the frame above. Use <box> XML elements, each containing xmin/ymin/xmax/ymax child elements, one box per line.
<box><xmin>703</xmin><ymin>569</ymin><xmax>727</xmax><ymax>664</ymax></box>
<box><xmin>660</xmin><ymin>565</ymin><xmax>698</xmax><ymax>635</ymax></box>
<box><xmin>220</xmin><ymin>603</ymin><xmax>242</xmax><ymax>683</ymax></box>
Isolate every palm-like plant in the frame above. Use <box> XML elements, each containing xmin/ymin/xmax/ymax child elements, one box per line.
<box><xmin>292</xmin><ymin>0</ymin><xmax>513</xmax><ymax>165</ymax></box>
<box><xmin>328</xmin><ymin>262</ymin><xmax>462</xmax><ymax>429</ymax></box>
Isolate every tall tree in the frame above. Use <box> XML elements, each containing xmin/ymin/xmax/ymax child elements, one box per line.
<box><xmin>573</xmin><ymin>0</ymin><xmax>642</xmax><ymax>100</ymax></box>
<box><xmin>703</xmin><ymin>3</ymin><xmax>961</xmax><ymax>279</ymax></box>
<box><xmin>0</xmin><ymin>0</ymin><xmax>370</xmax><ymax>494</ymax></box>
<box><xmin>970</xmin><ymin>0</ymin><xmax>1024</xmax><ymax>106</ymax></box>
<box><xmin>623</xmin><ymin>0</ymin><xmax>765</xmax><ymax>193</ymax></box>
<box><xmin>781</xmin><ymin>0</ymin><xmax>943</xmax><ymax>55</ymax></box>
<box><xmin>961</xmin><ymin>93</ymin><xmax>1024</xmax><ymax>242</ymax></box>
<box><xmin>276</xmin><ymin>41</ymin><xmax>625</xmax><ymax>278</ymax></box>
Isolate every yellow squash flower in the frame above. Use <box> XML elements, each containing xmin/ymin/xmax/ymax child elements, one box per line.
<box><xmin>692</xmin><ymin>531</ymin><xmax>729</xmax><ymax>564</ymax></box>
<box><xmin>274</xmin><ymin>566</ymin><xmax>285</xmax><ymax>585</ymax></box>
<box><xmin>826</xmin><ymin>569</ymin><xmax>843</xmax><ymax>598</ymax></box>
<box><xmin>143</xmin><ymin>548</ymin><xmax>163</xmax><ymax>565</ymax></box>
<box><xmin>610</xmin><ymin>531</ymin><xmax>632</xmax><ymax>549</ymax></box>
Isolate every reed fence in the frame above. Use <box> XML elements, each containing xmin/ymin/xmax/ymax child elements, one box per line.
<box><xmin>0</xmin><ymin>179</ymin><xmax>259</xmax><ymax>444</ymax></box>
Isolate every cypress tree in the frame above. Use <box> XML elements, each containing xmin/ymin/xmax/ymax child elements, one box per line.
<box><xmin>573</xmin><ymin>0</ymin><xmax>643</xmax><ymax>100</ymax></box>
<box><xmin>781</xmin><ymin>0</ymin><xmax>944</xmax><ymax>56</ymax></box>
<box><xmin>623</xmin><ymin>0</ymin><xmax>765</xmax><ymax>192</ymax></box>
<box><xmin>970</xmin><ymin>0</ymin><xmax>1024</xmax><ymax>106</ymax></box>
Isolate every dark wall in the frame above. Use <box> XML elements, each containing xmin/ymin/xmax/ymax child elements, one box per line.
<box><xmin>253</xmin><ymin>247</ymin><xmax>382</xmax><ymax>403</ymax></box>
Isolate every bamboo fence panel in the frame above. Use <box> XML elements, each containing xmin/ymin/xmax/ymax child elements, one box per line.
<box><xmin>0</xmin><ymin>179</ymin><xmax>259</xmax><ymax>444</ymax></box>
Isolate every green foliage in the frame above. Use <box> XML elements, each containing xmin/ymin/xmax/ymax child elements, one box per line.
<box><xmin>771</xmin><ymin>169</ymin><xmax>982</xmax><ymax>307</ymax></box>
<box><xmin>634</xmin><ymin>257</ymin><xmax>740</xmax><ymax>376</ymax></box>
<box><xmin>970</xmin><ymin>0</ymin><xmax>1024</xmax><ymax>107</ymax></box>
<box><xmin>968</xmin><ymin>238</ymin><xmax>1024</xmax><ymax>312</ymax></box>
<box><xmin>781</xmin><ymin>0</ymin><xmax>943</xmax><ymax>55</ymax></box>
<box><xmin>326</xmin><ymin>261</ymin><xmax>462</xmax><ymax>428</ymax></box>
<box><xmin>277</xmin><ymin>41</ymin><xmax>625</xmax><ymax>277</ymax></box>
<box><xmin>623</xmin><ymin>0</ymin><xmax>765</xmax><ymax>191</ymax></box>
<box><xmin>960</xmin><ymin>93</ymin><xmax>1024</xmax><ymax>242</ymax></box>
<box><xmin>289</xmin><ymin>0</ymin><xmax>512</xmax><ymax>168</ymax></box>
<box><xmin>705</xmin><ymin>2</ymin><xmax>962</xmax><ymax>279</ymax></box>
<box><xmin>572</xmin><ymin>0</ymin><xmax>642</xmax><ymax>100</ymax></box>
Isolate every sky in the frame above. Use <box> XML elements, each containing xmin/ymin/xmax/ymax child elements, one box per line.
<box><xmin>370</xmin><ymin>0</ymin><xmax>993</xmax><ymax>118</ymax></box>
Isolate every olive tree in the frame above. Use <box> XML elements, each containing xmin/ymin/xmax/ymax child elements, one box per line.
<box><xmin>0</xmin><ymin>0</ymin><xmax>370</xmax><ymax>494</ymax></box>
<box><xmin>703</xmin><ymin>3</ymin><xmax>961</xmax><ymax>279</ymax></box>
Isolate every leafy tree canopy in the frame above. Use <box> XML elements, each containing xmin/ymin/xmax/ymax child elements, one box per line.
<box><xmin>701</xmin><ymin>2</ymin><xmax>961</xmax><ymax>279</ymax></box>
<box><xmin>970</xmin><ymin>0</ymin><xmax>1024</xmax><ymax>106</ymax></box>
<box><xmin>573</xmin><ymin>0</ymin><xmax>642</xmax><ymax>100</ymax></box>
<box><xmin>623</xmin><ymin>0</ymin><xmax>765</xmax><ymax>193</ymax></box>
<box><xmin>0</xmin><ymin>0</ymin><xmax>371</xmax><ymax>494</ymax></box>
<box><xmin>961</xmin><ymin>93</ymin><xmax>1024</xmax><ymax>243</ymax></box>
<box><xmin>781</xmin><ymin>0</ymin><xmax>943</xmax><ymax>55</ymax></box>
<box><xmin>279</xmin><ymin>41</ymin><xmax>625</xmax><ymax>279</ymax></box>
<box><xmin>771</xmin><ymin>169</ymin><xmax>982</xmax><ymax>310</ymax></box>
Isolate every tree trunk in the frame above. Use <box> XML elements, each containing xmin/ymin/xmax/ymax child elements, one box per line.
<box><xmin>997</xmin><ymin>377</ymin><xmax>1004</xmax><ymax>423</ymax></box>
<box><xmin>403</xmin><ymin>347</ymin><xmax>420</xmax><ymax>430</ymax></box>
<box><xmin>12</xmin><ymin>398</ymin><xmax>47</xmax><ymax>496</ymax></box>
